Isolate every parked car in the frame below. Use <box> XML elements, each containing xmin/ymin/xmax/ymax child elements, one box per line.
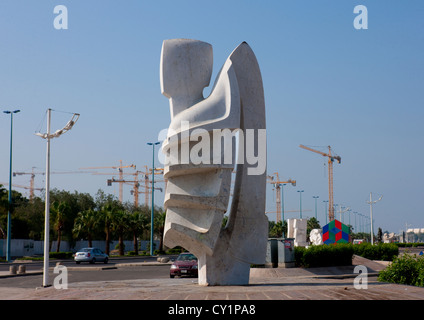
<box><xmin>170</xmin><ymin>253</ymin><xmax>198</xmax><ymax>278</ymax></box>
<box><xmin>74</xmin><ymin>247</ymin><xmax>109</xmax><ymax>264</ymax></box>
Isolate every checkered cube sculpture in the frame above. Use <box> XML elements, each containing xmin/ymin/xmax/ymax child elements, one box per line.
<box><xmin>322</xmin><ymin>219</ymin><xmax>350</xmax><ymax>244</ymax></box>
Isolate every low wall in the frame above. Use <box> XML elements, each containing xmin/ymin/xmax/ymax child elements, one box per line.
<box><xmin>0</xmin><ymin>239</ymin><xmax>160</xmax><ymax>258</ymax></box>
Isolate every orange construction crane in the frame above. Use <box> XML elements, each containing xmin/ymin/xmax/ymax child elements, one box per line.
<box><xmin>0</xmin><ymin>183</ymin><xmax>44</xmax><ymax>197</ymax></box>
<box><xmin>141</xmin><ymin>166</ymin><xmax>166</xmax><ymax>205</ymax></box>
<box><xmin>80</xmin><ymin>160</ymin><xmax>136</xmax><ymax>203</ymax></box>
<box><xmin>299</xmin><ymin>145</ymin><xmax>341</xmax><ymax>222</ymax></box>
<box><xmin>99</xmin><ymin>166</ymin><xmax>165</xmax><ymax>206</ymax></box>
<box><xmin>13</xmin><ymin>167</ymin><xmax>94</xmax><ymax>200</ymax></box>
<box><xmin>107</xmin><ymin>171</ymin><xmax>163</xmax><ymax>207</ymax></box>
<box><xmin>267</xmin><ymin>172</ymin><xmax>296</xmax><ymax>223</ymax></box>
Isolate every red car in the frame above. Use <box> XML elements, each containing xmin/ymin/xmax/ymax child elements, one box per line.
<box><xmin>170</xmin><ymin>253</ymin><xmax>198</xmax><ymax>278</ymax></box>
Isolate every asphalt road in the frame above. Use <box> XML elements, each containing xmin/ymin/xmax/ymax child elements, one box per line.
<box><xmin>0</xmin><ymin>265</ymin><xmax>175</xmax><ymax>288</ymax></box>
<box><xmin>0</xmin><ymin>255</ymin><xmax>181</xmax><ymax>289</ymax></box>
<box><xmin>0</xmin><ymin>255</ymin><xmax>170</xmax><ymax>271</ymax></box>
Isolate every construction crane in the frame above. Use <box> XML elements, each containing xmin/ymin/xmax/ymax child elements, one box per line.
<box><xmin>140</xmin><ymin>166</ymin><xmax>166</xmax><ymax>205</ymax></box>
<box><xmin>0</xmin><ymin>183</ymin><xmax>44</xmax><ymax>197</ymax></box>
<box><xmin>299</xmin><ymin>145</ymin><xmax>341</xmax><ymax>222</ymax></box>
<box><xmin>107</xmin><ymin>170</ymin><xmax>163</xmax><ymax>207</ymax></box>
<box><xmin>12</xmin><ymin>167</ymin><xmax>93</xmax><ymax>200</ymax></box>
<box><xmin>267</xmin><ymin>172</ymin><xmax>296</xmax><ymax>223</ymax></box>
<box><xmin>97</xmin><ymin>166</ymin><xmax>165</xmax><ymax>206</ymax></box>
<box><xmin>80</xmin><ymin>160</ymin><xmax>136</xmax><ymax>203</ymax></box>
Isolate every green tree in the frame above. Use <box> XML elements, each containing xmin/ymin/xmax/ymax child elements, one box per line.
<box><xmin>73</xmin><ymin>209</ymin><xmax>99</xmax><ymax>247</ymax></box>
<box><xmin>377</xmin><ymin>227</ymin><xmax>383</xmax><ymax>243</ymax></box>
<box><xmin>154</xmin><ymin>207</ymin><xmax>166</xmax><ymax>252</ymax></box>
<box><xmin>0</xmin><ymin>186</ymin><xmax>26</xmax><ymax>239</ymax></box>
<box><xmin>100</xmin><ymin>201</ymin><xmax>119</xmax><ymax>255</ymax></box>
<box><xmin>111</xmin><ymin>209</ymin><xmax>128</xmax><ymax>256</ymax></box>
<box><xmin>127</xmin><ymin>208</ymin><xmax>149</xmax><ymax>255</ymax></box>
<box><xmin>51</xmin><ymin>201</ymin><xmax>71</xmax><ymax>252</ymax></box>
<box><xmin>50</xmin><ymin>189</ymin><xmax>96</xmax><ymax>245</ymax></box>
<box><xmin>269</xmin><ymin>220</ymin><xmax>287</xmax><ymax>238</ymax></box>
<box><xmin>307</xmin><ymin>217</ymin><xmax>321</xmax><ymax>237</ymax></box>
<box><xmin>13</xmin><ymin>196</ymin><xmax>45</xmax><ymax>240</ymax></box>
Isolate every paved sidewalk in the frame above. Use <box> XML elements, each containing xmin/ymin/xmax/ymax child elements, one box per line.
<box><xmin>0</xmin><ymin>256</ymin><xmax>423</xmax><ymax>300</ymax></box>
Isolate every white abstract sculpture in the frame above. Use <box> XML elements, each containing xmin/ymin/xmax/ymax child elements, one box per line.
<box><xmin>160</xmin><ymin>39</ymin><xmax>267</xmax><ymax>286</ymax></box>
<box><xmin>310</xmin><ymin>229</ymin><xmax>323</xmax><ymax>245</ymax></box>
<box><xmin>287</xmin><ymin>218</ymin><xmax>308</xmax><ymax>247</ymax></box>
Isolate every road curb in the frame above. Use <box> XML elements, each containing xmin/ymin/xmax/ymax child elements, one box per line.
<box><xmin>0</xmin><ymin>271</ymin><xmax>43</xmax><ymax>279</ymax></box>
<box><xmin>58</xmin><ymin>266</ymin><xmax>118</xmax><ymax>271</ymax></box>
<box><xmin>115</xmin><ymin>262</ymin><xmax>172</xmax><ymax>267</ymax></box>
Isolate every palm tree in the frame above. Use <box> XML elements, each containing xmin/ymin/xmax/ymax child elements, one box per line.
<box><xmin>127</xmin><ymin>210</ymin><xmax>148</xmax><ymax>255</ymax></box>
<box><xmin>111</xmin><ymin>209</ymin><xmax>128</xmax><ymax>256</ymax></box>
<box><xmin>51</xmin><ymin>201</ymin><xmax>71</xmax><ymax>252</ymax></box>
<box><xmin>269</xmin><ymin>220</ymin><xmax>286</xmax><ymax>238</ymax></box>
<box><xmin>73</xmin><ymin>209</ymin><xmax>99</xmax><ymax>247</ymax></box>
<box><xmin>101</xmin><ymin>202</ymin><xmax>120</xmax><ymax>255</ymax></box>
<box><xmin>154</xmin><ymin>208</ymin><xmax>166</xmax><ymax>253</ymax></box>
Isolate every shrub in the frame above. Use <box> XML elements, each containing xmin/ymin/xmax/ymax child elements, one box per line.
<box><xmin>295</xmin><ymin>244</ymin><xmax>353</xmax><ymax>268</ymax></box>
<box><xmin>396</xmin><ymin>243</ymin><xmax>424</xmax><ymax>248</ymax></box>
<box><xmin>166</xmin><ymin>247</ymin><xmax>184</xmax><ymax>254</ymax></box>
<box><xmin>378</xmin><ymin>254</ymin><xmax>424</xmax><ymax>287</ymax></box>
<box><xmin>49</xmin><ymin>252</ymin><xmax>74</xmax><ymax>259</ymax></box>
<box><xmin>294</xmin><ymin>246</ymin><xmax>306</xmax><ymax>267</ymax></box>
<box><xmin>353</xmin><ymin>243</ymin><xmax>398</xmax><ymax>261</ymax></box>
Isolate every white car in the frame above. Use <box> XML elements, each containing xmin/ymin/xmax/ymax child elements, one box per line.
<box><xmin>74</xmin><ymin>247</ymin><xmax>109</xmax><ymax>264</ymax></box>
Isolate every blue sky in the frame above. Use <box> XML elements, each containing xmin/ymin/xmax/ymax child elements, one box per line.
<box><xmin>0</xmin><ymin>1</ymin><xmax>423</xmax><ymax>234</ymax></box>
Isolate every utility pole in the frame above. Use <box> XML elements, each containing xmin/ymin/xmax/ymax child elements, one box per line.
<box><xmin>367</xmin><ymin>192</ymin><xmax>383</xmax><ymax>245</ymax></box>
<box><xmin>297</xmin><ymin>190</ymin><xmax>304</xmax><ymax>219</ymax></box>
<box><xmin>43</xmin><ymin>108</ymin><xmax>51</xmax><ymax>287</ymax></box>
<box><xmin>147</xmin><ymin>142</ymin><xmax>160</xmax><ymax>256</ymax></box>
<box><xmin>313</xmin><ymin>196</ymin><xmax>319</xmax><ymax>220</ymax></box>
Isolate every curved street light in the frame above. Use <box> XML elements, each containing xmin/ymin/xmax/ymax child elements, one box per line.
<box><xmin>3</xmin><ymin>109</ymin><xmax>20</xmax><ymax>261</ymax></box>
<box><xmin>35</xmin><ymin>108</ymin><xmax>79</xmax><ymax>287</ymax></box>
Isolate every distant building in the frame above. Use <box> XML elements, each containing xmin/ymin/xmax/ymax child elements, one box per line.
<box><xmin>405</xmin><ymin>228</ymin><xmax>424</xmax><ymax>243</ymax></box>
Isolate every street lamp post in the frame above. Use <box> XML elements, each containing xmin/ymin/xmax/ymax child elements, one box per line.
<box><xmin>35</xmin><ymin>108</ymin><xmax>79</xmax><ymax>287</ymax></box>
<box><xmin>147</xmin><ymin>141</ymin><xmax>160</xmax><ymax>256</ymax></box>
<box><xmin>297</xmin><ymin>190</ymin><xmax>304</xmax><ymax>219</ymax></box>
<box><xmin>3</xmin><ymin>109</ymin><xmax>20</xmax><ymax>262</ymax></box>
<box><xmin>323</xmin><ymin>200</ymin><xmax>329</xmax><ymax>225</ymax></box>
<box><xmin>312</xmin><ymin>196</ymin><xmax>319</xmax><ymax>220</ymax></box>
<box><xmin>347</xmin><ymin>209</ymin><xmax>352</xmax><ymax>226</ymax></box>
<box><xmin>359</xmin><ymin>214</ymin><xmax>364</xmax><ymax>233</ymax></box>
<box><xmin>281</xmin><ymin>183</ymin><xmax>286</xmax><ymax>223</ymax></box>
<box><xmin>367</xmin><ymin>192</ymin><xmax>383</xmax><ymax>245</ymax></box>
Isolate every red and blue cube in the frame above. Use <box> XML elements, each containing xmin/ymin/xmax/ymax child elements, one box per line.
<box><xmin>322</xmin><ymin>219</ymin><xmax>350</xmax><ymax>244</ymax></box>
